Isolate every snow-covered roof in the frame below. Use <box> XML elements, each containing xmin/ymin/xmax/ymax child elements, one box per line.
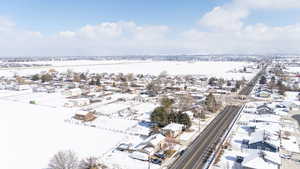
<box><xmin>242</xmin><ymin>151</ymin><xmax>281</xmax><ymax>169</ymax></box>
<box><xmin>183</xmin><ymin>111</ymin><xmax>193</xmax><ymax>117</ymax></box>
<box><xmin>249</xmin><ymin>130</ymin><xmax>280</xmax><ymax>148</ymax></box>
<box><xmin>162</xmin><ymin>123</ymin><xmax>184</xmax><ymax>132</ymax></box>
<box><xmin>69</xmin><ymin>88</ymin><xmax>82</xmax><ymax>93</ymax></box>
<box><xmin>249</xmin><ymin>130</ymin><xmax>265</xmax><ymax>144</ymax></box>
<box><xmin>76</xmin><ymin>110</ymin><xmax>89</xmax><ymax>116</ymax></box>
<box><xmin>129</xmin><ymin>151</ymin><xmax>149</xmax><ymax>161</ymax></box>
<box><xmin>255</xmin><ymin>114</ymin><xmax>281</xmax><ymax>123</ymax></box>
<box><xmin>148</xmin><ymin>134</ymin><xmax>165</xmax><ymax>146</ymax></box>
<box><xmin>135</xmin><ymin>133</ymin><xmax>165</xmax><ymax>150</ymax></box>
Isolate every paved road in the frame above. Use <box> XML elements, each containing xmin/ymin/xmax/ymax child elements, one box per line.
<box><xmin>239</xmin><ymin>66</ymin><xmax>267</xmax><ymax>96</ymax></box>
<box><xmin>170</xmin><ymin>105</ymin><xmax>241</xmax><ymax>169</ymax></box>
<box><xmin>170</xmin><ymin>65</ymin><xmax>268</xmax><ymax>169</ymax></box>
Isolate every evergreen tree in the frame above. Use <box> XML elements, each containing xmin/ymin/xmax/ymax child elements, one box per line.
<box><xmin>95</xmin><ymin>78</ymin><xmax>101</xmax><ymax>86</ymax></box>
<box><xmin>80</xmin><ymin>73</ymin><xmax>87</xmax><ymax>80</ymax></box>
<box><xmin>168</xmin><ymin>112</ymin><xmax>178</xmax><ymax>123</ymax></box>
<box><xmin>259</xmin><ymin>76</ymin><xmax>267</xmax><ymax>84</ymax></box>
<box><xmin>178</xmin><ymin>113</ymin><xmax>191</xmax><ymax>129</ymax></box>
<box><xmin>271</xmin><ymin>76</ymin><xmax>276</xmax><ymax>83</ymax></box>
<box><xmin>89</xmin><ymin>79</ymin><xmax>96</xmax><ymax>85</ymax></box>
<box><xmin>150</xmin><ymin>107</ymin><xmax>169</xmax><ymax>127</ymax></box>
<box><xmin>31</xmin><ymin>74</ymin><xmax>40</xmax><ymax>81</ymax></box>
<box><xmin>41</xmin><ymin>74</ymin><xmax>53</xmax><ymax>83</ymax></box>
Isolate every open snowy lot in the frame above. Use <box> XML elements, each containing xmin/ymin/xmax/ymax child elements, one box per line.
<box><xmin>0</xmin><ymin>61</ymin><xmax>256</xmax><ymax>80</ymax></box>
<box><xmin>286</xmin><ymin>66</ymin><xmax>300</xmax><ymax>73</ymax></box>
<box><xmin>0</xmin><ymin>100</ymin><xmax>126</xmax><ymax>169</ymax></box>
<box><xmin>1</xmin><ymin>90</ymin><xmax>67</xmax><ymax>108</ymax></box>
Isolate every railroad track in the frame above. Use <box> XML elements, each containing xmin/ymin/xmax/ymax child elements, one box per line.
<box><xmin>170</xmin><ymin>105</ymin><xmax>241</xmax><ymax>169</ymax></box>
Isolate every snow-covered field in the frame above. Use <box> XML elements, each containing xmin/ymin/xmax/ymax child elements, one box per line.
<box><xmin>0</xmin><ymin>60</ymin><xmax>258</xmax><ymax>169</ymax></box>
<box><xmin>0</xmin><ymin>100</ymin><xmax>126</xmax><ymax>169</ymax></box>
<box><xmin>0</xmin><ymin>61</ymin><xmax>256</xmax><ymax>80</ymax></box>
<box><xmin>286</xmin><ymin>66</ymin><xmax>300</xmax><ymax>73</ymax></box>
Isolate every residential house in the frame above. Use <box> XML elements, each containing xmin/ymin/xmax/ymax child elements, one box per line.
<box><xmin>242</xmin><ymin>151</ymin><xmax>281</xmax><ymax>169</ymax></box>
<box><xmin>256</xmin><ymin>90</ymin><xmax>272</xmax><ymax>98</ymax></box>
<box><xmin>247</xmin><ymin>130</ymin><xmax>279</xmax><ymax>152</ymax></box>
<box><xmin>161</xmin><ymin>123</ymin><xmax>184</xmax><ymax>138</ymax></box>
<box><xmin>64</xmin><ymin>98</ymin><xmax>90</xmax><ymax>107</ymax></box>
<box><xmin>62</xmin><ymin>88</ymin><xmax>82</xmax><ymax>97</ymax></box>
<box><xmin>256</xmin><ymin>104</ymin><xmax>274</xmax><ymax>114</ymax></box>
<box><xmin>134</xmin><ymin>134</ymin><xmax>166</xmax><ymax>155</ymax></box>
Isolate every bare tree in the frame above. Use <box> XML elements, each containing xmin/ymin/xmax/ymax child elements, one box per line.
<box><xmin>79</xmin><ymin>158</ymin><xmax>96</xmax><ymax>169</ymax></box>
<box><xmin>146</xmin><ymin>80</ymin><xmax>161</xmax><ymax>93</ymax></box>
<box><xmin>15</xmin><ymin>76</ymin><xmax>25</xmax><ymax>84</ymax></box>
<box><xmin>126</xmin><ymin>73</ymin><xmax>134</xmax><ymax>82</ymax></box>
<box><xmin>66</xmin><ymin>69</ymin><xmax>73</xmax><ymax>78</ymax></box>
<box><xmin>73</xmin><ymin>73</ymin><xmax>81</xmax><ymax>82</ymax></box>
<box><xmin>48</xmin><ymin>150</ymin><xmax>79</xmax><ymax>169</ymax></box>
<box><xmin>79</xmin><ymin>157</ymin><xmax>107</xmax><ymax>169</ymax></box>
<box><xmin>177</xmin><ymin>94</ymin><xmax>195</xmax><ymax>112</ymax></box>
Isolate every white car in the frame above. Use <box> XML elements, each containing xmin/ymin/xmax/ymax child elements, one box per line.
<box><xmin>280</xmin><ymin>154</ymin><xmax>291</xmax><ymax>159</ymax></box>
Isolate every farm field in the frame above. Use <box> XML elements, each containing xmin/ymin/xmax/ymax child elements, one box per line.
<box><xmin>0</xmin><ymin>61</ymin><xmax>257</xmax><ymax>80</ymax></box>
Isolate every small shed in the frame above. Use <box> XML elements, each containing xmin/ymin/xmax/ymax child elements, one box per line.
<box><xmin>74</xmin><ymin>111</ymin><xmax>96</xmax><ymax>122</ymax></box>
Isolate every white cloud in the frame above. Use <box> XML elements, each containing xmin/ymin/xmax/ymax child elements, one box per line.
<box><xmin>0</xmin><ymin>16</ymin><xmax>15</xmax><ymax>31</ymax></box>
<box><xmin>182</xmin><ymin>0</ymin><xmax>300</xmax><ymax>54</ymax></box>
<box><xmin>234</xmin><ymin>0</ymin><xmax>300</xmax><ymax>9</ymax></box>
<box><xmin>58</xmin><ymin>31</ymin><xmax>75</xmax><ymax>38</ymax></box>
<box><xmin>181</xmin><ymin>23</ymin><xmax>300</xmax><ymax>54</ymax></box>
<box><xmin>1</xmin><ymin>0</ymin><xmax>300</xmax><ymax>56</ymax></box>
<box><xmin>199</xmin><ymin>6</ymin><xmax>249</xmax><ymax>31</ymax></box>
<box><xmin>58</xmin><ymin>21</ymin><xmax>169</xmax><ymax>42</ymax></box>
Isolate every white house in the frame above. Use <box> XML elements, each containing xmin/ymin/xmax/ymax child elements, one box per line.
<box><xmin>64</xmin><ymin>98</ymin><xmax>90</xmax><ymax>107</ymax></box>
<box><xmin>161</xmin><ymin>123</ymin><xmax>184</xmax><ymax>137</ymax></box>
<box><xmin>134</xmin><ymin>133</ymin><xmax>166</xmax><ymax>155</ymax></box>
<box><xmin>242</xmin><ymin>151</ymin><xmax>281</xmax><ymax>169</ymax></box>
<box><xmin>62</xmin><ymin>88</ymin><xmax>82</xmax><ymax>97</ymax></box>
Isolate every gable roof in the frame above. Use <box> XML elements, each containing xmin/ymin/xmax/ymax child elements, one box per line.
<box><xmin>162</xmin><ymin>123</ymin><xmax>184</xmax><ymax>132</ymax></box>
<box><xmin>249</xmin><ymin>130</ymin><xmax>280</xmax><ymax>149</ymax></box>
<box><xmin>242</xmin><ymin>151</ymin><xmax>281</xmax><ymax>169</ymax></box>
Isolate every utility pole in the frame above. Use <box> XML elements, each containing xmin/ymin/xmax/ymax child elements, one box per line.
<box><xmin>199</xmin><ymin>116</ymin><xmax>201</xmax><ymax>131</ymax></box>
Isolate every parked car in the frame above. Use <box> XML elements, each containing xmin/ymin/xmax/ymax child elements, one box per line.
<box><xmin>179</xmin><ymin>149</ymin><xmax>185</xmax><ymax>156</ymax></box>
<box><xmin>236</xmin><ymin>156</ymin><xmax>244</xmax><ymax>163</ymax></box>
<box><xmin>280</xmin><ymin>154</ymin><xmax>291</xmax><ymax>159</ymax></box>
<box><xmin>154</xmin><ymin>152</ymin><xmax>166</xmax><ymax>159</ymax></box>
<box><xmin>151</xmin><ymin>158</ymin><xmax>162</xmax><ymax>165</ymax></box>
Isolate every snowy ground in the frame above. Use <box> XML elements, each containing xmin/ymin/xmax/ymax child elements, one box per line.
<box><xmin>0</xmin><ymin>88</ymin><xmax>161</xmax><ymax>169</ymax></box>
<box><xmin>0</xmin><ymin>61</ymin><xmax>256</xmax><ymax>80</ymax></box>
<box><xmin>286</xmin><ymin>66</ymin><xmax>300</xmax><ymax>73</ymax></box>
<box><xmin>0</xmin><ymin>60</ymin><xmax>258</xmax><ymax>169</ymax></box>
<box><xmin>213</xmin><ymin>101</ymin><xmax>300</xmax><ymax>169</ymax></box>
<box><xmin>0</xmin><ymin>99</ymin><xmax>128</xmax><ymax>169</ymax></box>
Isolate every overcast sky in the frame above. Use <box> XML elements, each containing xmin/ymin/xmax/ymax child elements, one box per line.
<box><xmin>1</xmin><ymin>0</ymin><xmax>300</xmax><ymax>56</ymax></box>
